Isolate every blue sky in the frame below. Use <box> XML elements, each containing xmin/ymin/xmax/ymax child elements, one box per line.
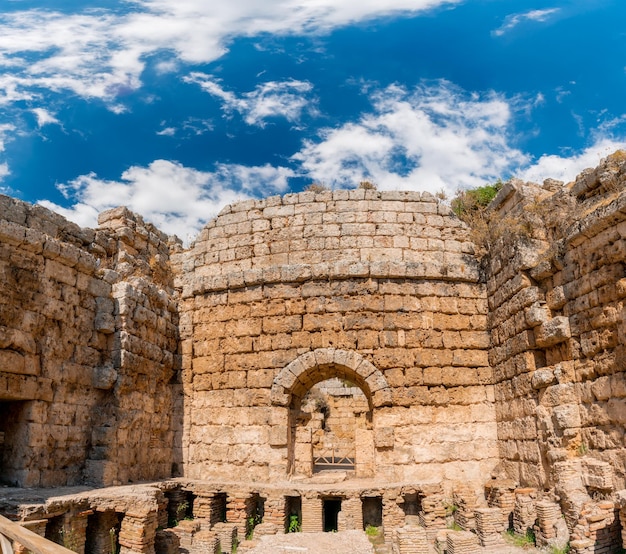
<box><xmin>0</xmin><ymin>0</ymin><xmax>625</xmax><ymax>242</ymax></box>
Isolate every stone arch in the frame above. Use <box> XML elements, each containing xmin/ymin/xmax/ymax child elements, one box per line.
<box><xmin>270</xmin><ymin>348</ymin><xmax>392</xmax><ymax>410</ymax></box>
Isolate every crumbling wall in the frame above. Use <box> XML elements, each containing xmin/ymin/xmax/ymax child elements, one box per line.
<box><xmin>0</xmin><ymin>196</ymin><xmax>180</xmax><ymax>487</ymax></box>
<box><xmin>174</xmin><ymin>189</ymin><xmax>499</xmax><ymax>490</ymax></box>
<box><xmin>488</xmin><ymin>152</ymin><xmax>626</xmax><ymax>491</ymax></box>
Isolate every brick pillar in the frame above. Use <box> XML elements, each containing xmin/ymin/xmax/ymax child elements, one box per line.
<box><xmin>263</xmin><ymin>495</ymin><xmax>286</xmax><ymax>530</ymax></box>
<box><xmin>170</xmin><ymin>520</ymin><xmax>200</xmax><ymax>554</ymax></box>
<box><xmin>337</xmin><ymin>497</ymin><xmax>362</xmax><ymax>531</ymax></box>
<box><xmin>485</xmin><ymin>480</ymin><xmax>516</xmax><ymax>528</ymax></box>
<box><xmin>382</xmin><ymin>490</ymin><xmax>404</xmax><ymax>543</ymax></box>
<box><xmin>419</xmin><ymin>493</ymin><xmax>446</xmax><ymax>540</ymax></box>
<box><xmin>193</xmin><ymin>491</ymin><xmax>221</xmax><ymax>529</ymax></box>
<box><xmin>394</xmin><ymin>526</ymin><xmax>430</xmax><ymax>554</ymax></box>
<box><xmin>212</xmin><ymin>523</ymin><xmax>239</xmax><ymax>553</ymax></box>
<box><xmin>119</xmin><ymin>511</ymin><xmax>158</xmax><ymax>554</ymax></box>
<box><xmin>620</xmin><ymin>506</ymin><xmax>626</xmax><ymax>551</ymax></box>
<box><xmin>446</xmin><ymin>530</ymin><xmax>480</xmax><ymax>554</ymax></box>
<box><xmin>513</xmin><ymin>488</ymin><xmax>537</xmax><ymax>536</ymax></box>
<box><xmin>226</xmin><ymin>491</ymin><xmax>249</xmax><ymax>525</ymax></box>
<box><xmin>474</xmin><ymin>508</ymin><xmax>506</xmax><ymax>548</ymax></box>
<box><xmin>156</xmin><ymin>492</ymin><xmax>168</xmax><ymax>530</ymax></box>
<box><xmin>49</xmin><ymin>511</ymin><xmax>88</xmax><ymax>554</ymax></box>
<box><xmin>301</xmin><ymin>496</ymin><xmax>322</xmax><ymax>533</ymax></box>
<box><xmin>192</xmin><ymin>530</ymin><xmax>219</xmax><ymax>554</ymax></box>
<box><xmin>533</xmin><ymin>501</ymin><xmax>562</xmax><ymax>548</ymax></box>
<box><xmin>452</xmin><ymin>487</ymin><xmax>477</xmax><ymax>532</ymax></box>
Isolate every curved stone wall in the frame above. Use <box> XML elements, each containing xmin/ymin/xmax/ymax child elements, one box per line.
<box><xmin>175</xmin><ymin>189</ymin><xmax>498</xmax><ymax>489</ymax></box>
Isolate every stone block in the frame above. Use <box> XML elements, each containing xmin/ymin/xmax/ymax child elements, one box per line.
<box><xmin>535</xmin><ymin>316</ymin><xmax>571</xmax><ymax>347</ymax></box>
<box><xmin>531</xmin><ymin>369</ymin><xmax>556</xmax><ymax>390</ymax></box>
<box><xmin>375</xmin><ymin>427</ymin><xmax>394</xmax><ymax>448</ymax></box>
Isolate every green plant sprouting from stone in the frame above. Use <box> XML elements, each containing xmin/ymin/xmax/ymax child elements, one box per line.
<box><xmin>288</xmin><ymin>513</ymin><xmax>301</xmax><ymax>533</ymax></box>
<box><xmin>109</xmin><ymin>527</ymin><xmax>118</xmax><ymax>554</ymax></box>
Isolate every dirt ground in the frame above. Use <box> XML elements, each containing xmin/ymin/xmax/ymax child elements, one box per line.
<box><xmin>242</xmin><ymin>529</ymin><xmax>547</xmax><ymax>554</ymax></box>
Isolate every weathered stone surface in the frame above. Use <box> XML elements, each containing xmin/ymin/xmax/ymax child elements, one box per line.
<box><xmin>0</xmin><ymin>152</ymin><xmax>625</xmax><ymax>553</ymax></box>
<box><xmin>535</xmin><ymin>316</ymin><xmax>571</xmax><ymax>348</ymax></box>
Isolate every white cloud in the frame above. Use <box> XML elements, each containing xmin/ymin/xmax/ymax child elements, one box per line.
<box><xmin>0</xmin><ymin>0</ymin><xmax>458</xmax><ymax>106</ymax></box>
<box><xmin>493</xmin><ymin>8</ymin><xmax>560</xmax><ymax>36</ymax></box>
<box><xmin>185</xmin><ymin>74</ymin><xmax>314</xmax><ymax>126</ymax></box>
<box><xmin>517</xmin><ymin>138</ymin><xmax>626</xmax><ymax>184</ymax></box>
<box><xmin>292</xmin><ymin>81</ymin><xmax>528</xmax><ymax>193</ymax></box>
<box><xmin>0</xmin><ymin>123</ymin><xmax>16</xmax><ymax>151</ymax></box>
<box><xmin>32</xmin><ymin>108</ymin><xmax>60</xmax><ymax>127</ymax></box>
<box><xmin>37</xmin><ymin>159</ymin><xmax>295</xmax><ymax>243</ymax></box>
<box><xmin>156</xmin><ymin>126</ymin><xmax>177</xmax><ymax>136</ymax></box>
<box><xmin>0</xmin><ymin>162</ymin><xmax>9</xmax><ymax>180</ymax></box>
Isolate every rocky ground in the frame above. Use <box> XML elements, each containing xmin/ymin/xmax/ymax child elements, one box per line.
<box><xmin>241</xmin><ymin>529</ymin><xmax>549</xmax><ymax>554</ymax></box>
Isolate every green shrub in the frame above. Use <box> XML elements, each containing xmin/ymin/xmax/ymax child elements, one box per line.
<box><xmin>451</xmin><ymin>180</ymin><xmax>503</xmax><ymax>218</ymax></box>
<box><xmin>288</xmin><ymin>514</ymin><xmax>301</xmax><ymax>533</ymax></box>
<box><xmin>365</xmin><ymin>525</ymin><xmax>379</xmax><ymax>537</ymax></box>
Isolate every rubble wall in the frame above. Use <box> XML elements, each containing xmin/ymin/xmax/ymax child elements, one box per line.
<box><xmin>0</xmin><ymin>196</ymin><xmax>180</xmax><ymax>487</ymax></box>
<box><xmin>488</xmin><ymin>153</ymin><xmax>626</xmax><ymax>490</ymax></box>
<box><xmin>174</xmin><ymin>189</ymin><xmax>499</xmax><ymax>489</ymax></box>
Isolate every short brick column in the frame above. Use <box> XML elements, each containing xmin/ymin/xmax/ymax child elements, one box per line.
<box><xmin>119</xmin><ymin>511</ymin><xmax>158</xmax><ymax>554</ymax></box>
<box><xmin>301</xmin><ymin>496</ymin><xmax>322</xmax><ymax>533</ymax></box>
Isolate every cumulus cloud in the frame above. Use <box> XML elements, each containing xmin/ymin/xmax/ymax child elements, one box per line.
<box><xmin>493</xmin><ymin>8</ymin><xmax>560</xmax><ymax>36</ymax></box>
<box><xmin>32</xmin><ymin>108</ymin><xmax>60</xmax><ymax>127</ymax></box>
<box><xmin>0</xmin><ymin>0</ymin><xmax>458</xmax><ymax>106</ymax></box>
<box><xmin>185</xmin><ymin>74</ymin><xmax>314</xmax><ymax>126</ymax></box>
<box><xmin>517</xmin><ymin>138</ymin><xmax>626</xmax><ymax>184</ymax></box>
<box><xmin>37</xmin><ymin>159</ymin><xmax>295</xmax><ymax>243</ymax></box>
<box><xmin>293</xmin><ymin>81</ymin><xmax>528</xmax><ymax>194</ymax></box>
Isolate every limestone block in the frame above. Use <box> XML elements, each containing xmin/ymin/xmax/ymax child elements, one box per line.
<box><xmin>535</xmin><ymin>316</ymin><xmax>571</xmax><ymax>347</ymax></box>
<box><xmin>552</xmin><ymin>404</ymin><xmax>582</xmax><ymax>430</ymax></box>
<box><xmin>526</xmin><ymin>303</ymin><xmax>550</xmax><ymax>328</ymax></box>
<box><xmin>92</xmin><ymin>364</ymin><xmax>118</xmax><ymax>390</ymax></box>
<box><xmin>268</xmin><ymin>425</ymin><xmax>287</xmax><ymax>447</ymax></box>
<box><xmin>546</xmin><ymin>286</ymin><xmax>567</xmax><ymax>310</ymax></box>
<box><xmin>531</xmin><ymin>369</ymin><xmax>556</xmax><ymax>390</ymax></box>
<box><xmin>375</xmin><ymin>427</ymin><xmax>394</xmax><ymax>448</ymax></box>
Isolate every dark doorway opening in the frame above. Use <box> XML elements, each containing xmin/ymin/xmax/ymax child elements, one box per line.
<box><xmin>401</xmin><ymin>492</ymin><xmax>423</xmax><ymax>526</ymax></box>
<box><xmin>45</xmin><ymin>515</ymin><xmax>66</xmax><ymax>546</ymax></box>
<box><xmin>362</xmin><ymin>496</ymin><xmax>383</xmax><ymax>529</ymax></box>
<box><xmin>0</xmin><ymin>401</ymin><xmax>27</xmax><ymax>486</ymax></box>
<box><xmin>85</xmin><ymin>511</ymin><xmax>122</xmax><ymax>554</ymax></box>
<box><xmin>212</xmin><ymin>492</ymin><xmax>228</xmax><ymax>526</ymax></box>
<box><xmin>323</xmin><ymin>498</ymin><xmax>342</xmax><ymax>532</ymax></box>
<box><xmin>285</xmin><ymin>496</ymin><xmax>302</xmax><ymax>533</ymax></box>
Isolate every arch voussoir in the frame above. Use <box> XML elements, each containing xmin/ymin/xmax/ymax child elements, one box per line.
<box><xmin>270</xmin><ymin>348</ymin><xmax>389</xmax><ymax>408</ymax></box>
<box><xmin>373</xmin><ymin>388</ymin><xmax>392</xmax><ymax>408</ymax></box>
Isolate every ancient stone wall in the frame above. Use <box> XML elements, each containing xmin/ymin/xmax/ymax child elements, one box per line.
<box><xmin>173</xmin><ymin>189</ymin><xmax>499</xmax><ymax>490</ymax></box>
<box><xmin>488</xmin><ymin>152</ymin><xmax>626</xmax><ymax>493</ymax></box>
<box><xmin>0</xmin><ymin>196</ymin><xmax>180</xmax><ymax>487</ymax></box>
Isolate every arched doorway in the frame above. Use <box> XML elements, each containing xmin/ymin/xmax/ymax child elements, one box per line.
<box><xmin>270</xmin><ymin>348</ymin><xmax>391</xmax><ymax>478</ymax></box>
<box><xmin>298</xmin><ymin>378</ymin><xmax>370</xmax><ymax>475</ymax></box>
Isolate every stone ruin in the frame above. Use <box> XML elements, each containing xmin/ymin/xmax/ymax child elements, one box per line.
<box><xmin>0</xmin><ymin>152</ymin><xmax>624</xmax><ymax>554</ymax></box>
